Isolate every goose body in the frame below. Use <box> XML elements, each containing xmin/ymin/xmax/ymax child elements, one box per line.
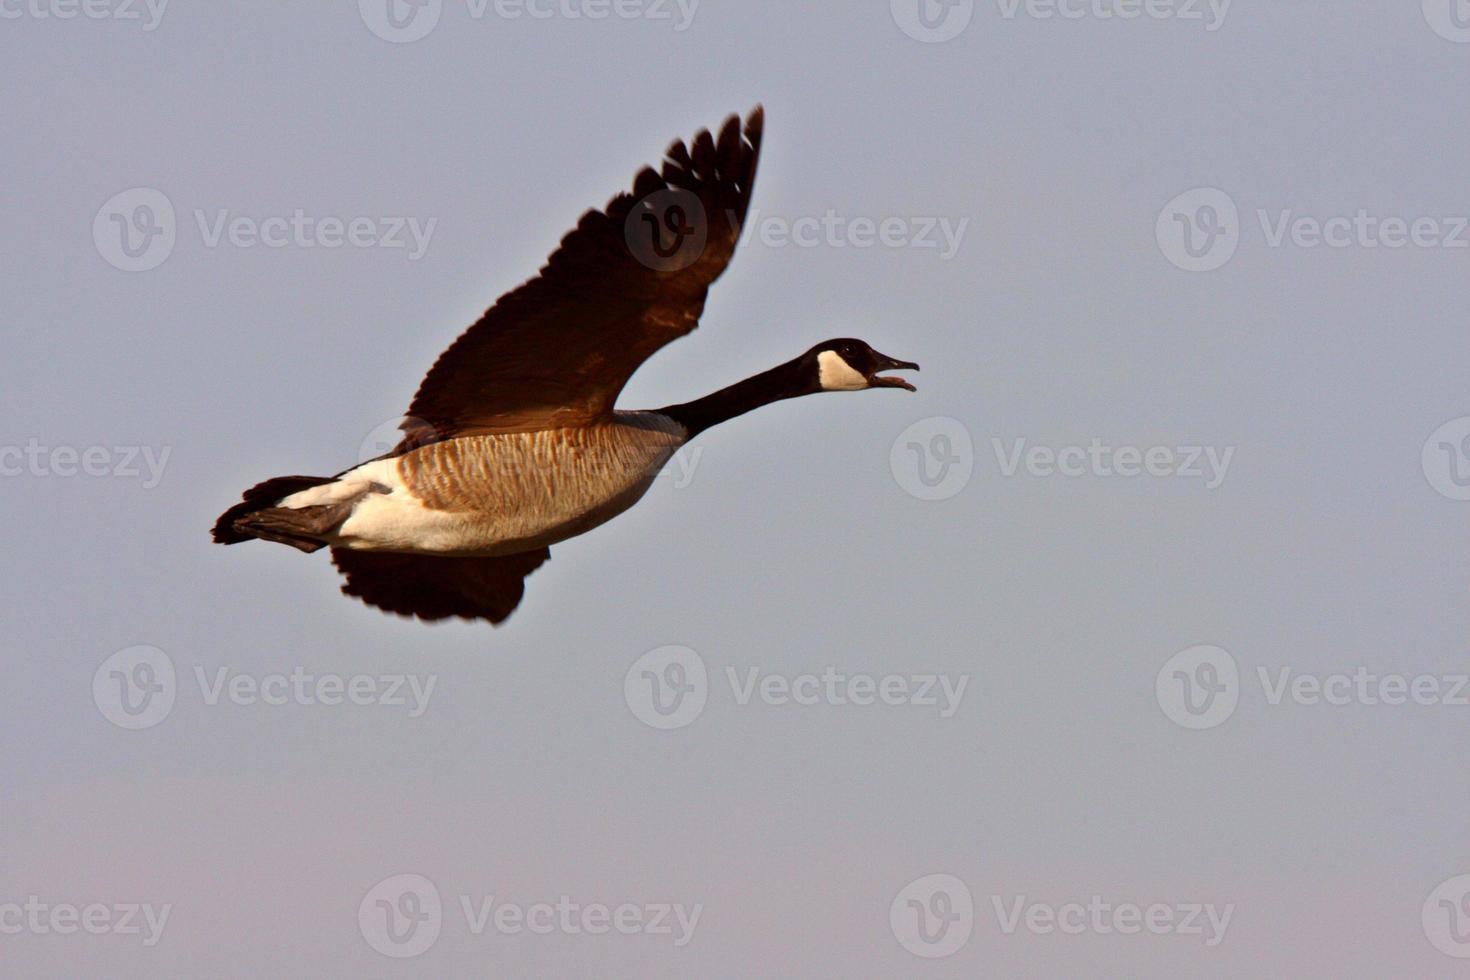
<box><xmin>288</xmin><ymin>414</ymin><xmax>686</xmax><ymax>557</ymax></box>
<box><xmin>213</xmin><ymin>108</ymin><xmax>919</xmax><ymax>625</ymax></box>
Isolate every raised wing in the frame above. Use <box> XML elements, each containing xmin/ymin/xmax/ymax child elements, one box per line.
<box><xmin>396</xmin><ymin>107</ymin><xmax>764</xmax><ymax>448</ymax></box>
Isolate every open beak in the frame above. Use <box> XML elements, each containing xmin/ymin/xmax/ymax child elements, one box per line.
<box><xmin>867</xmin><ymin>352</ymin><xmax>920</xmax><ymax>392</ymax></box>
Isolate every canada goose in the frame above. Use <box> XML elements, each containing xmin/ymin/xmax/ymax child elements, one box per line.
<box><xmin>212</xmin><ymin>107</ymin><xmax>918</xmax><ymax>624</ymax></box>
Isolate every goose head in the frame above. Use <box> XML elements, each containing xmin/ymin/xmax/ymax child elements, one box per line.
<box><xmin>809</xmin><ymin>338</ymin><xmax>920</xmax><ymax>393</ymax></box>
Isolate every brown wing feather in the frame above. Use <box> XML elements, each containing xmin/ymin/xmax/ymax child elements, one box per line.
<box><xmin>331</xmin><ymin>547</ymin><xmax>551</xmax><ymax>625</ymax></box>
<box><xmin>396</xmin><ymin>107</ymin><xmax>764</xmax><ymax>448</ymax></box>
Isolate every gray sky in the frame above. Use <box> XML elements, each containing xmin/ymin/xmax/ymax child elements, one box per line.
<box><xmin>4</xmin><ymin>1</ymin><xmax>1470</xmax><ymax>976</ymax></box>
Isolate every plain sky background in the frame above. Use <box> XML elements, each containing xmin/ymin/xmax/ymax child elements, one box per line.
<box><xmin>4</xmin><ymin>0</ymin><xmax>1470</xmax><ymax>976</ymax></box>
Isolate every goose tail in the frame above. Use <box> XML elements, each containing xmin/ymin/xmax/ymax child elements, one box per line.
<box><xmin>211</xmin><ymin>475</ymin><xmax>337</xmax><ymax>552</ymax></box>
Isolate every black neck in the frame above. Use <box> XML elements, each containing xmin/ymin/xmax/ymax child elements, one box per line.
<box><xmin>656</xmin><ymin>357</ymin><xmax>817</xmax><ymax>437</ymax></box>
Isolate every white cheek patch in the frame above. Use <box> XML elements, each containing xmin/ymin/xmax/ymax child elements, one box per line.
<box><xmin>817</xmin><ymin>350</ymin><xmax>868</xmax><ymax>391</ymax></box>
